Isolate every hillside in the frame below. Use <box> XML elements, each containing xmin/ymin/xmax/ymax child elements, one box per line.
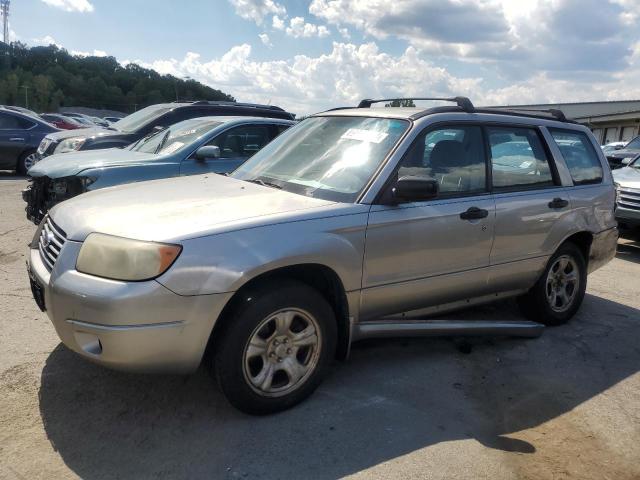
<box><xmin>0</xmin><ymin>42</ymin><xmax>234</xmax><ymax>113</ymax></box>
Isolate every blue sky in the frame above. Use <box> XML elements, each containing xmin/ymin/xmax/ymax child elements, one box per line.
<box><xmin>8</xmin><ymin>0</ymin><xmax>640</xmax><ymax>114</ymax></box>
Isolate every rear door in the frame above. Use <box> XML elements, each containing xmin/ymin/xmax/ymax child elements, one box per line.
<box><xmin>487</xmin><ymin>125</ymin><xmax>571</xmax><ymax>293</ymax></box>
<box><xmin>180</xmin><ymin>124</ymin><xmax>273</xmax><ymax>175</ymax></box>
<box><xmin>361</xmin><ymin>124</ymin><xmax>495</xmax><ymax>320</ymax></box>
<box><xmin>0</xmin><ymin>112</ymin><xmax>34</xmax><ymax>168</ymax></box>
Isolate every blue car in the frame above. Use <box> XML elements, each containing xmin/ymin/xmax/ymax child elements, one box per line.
<box><xmin>24</xmin><ymin>116</ymin><xmax>294</xmax><ymax>223</ymax></box>
<box><xmin>0</xmin><ymin>107</ymin><xmax>59</xmax><ymax>174</ymax></box>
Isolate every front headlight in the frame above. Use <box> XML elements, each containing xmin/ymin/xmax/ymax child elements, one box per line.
<box><xmin>55</xmin><ymin>137</ymin><xmax>86</xmax><ymax>154</ymax></box>
<box><xmin>76</xmin><ymin>233</ymin><xmax>182</xmax><ymax>281</ymax></box>
<box><xmin>614</xmin><ymin>182</ymin><xmax>621</xmax><ymax>204</ymax></box>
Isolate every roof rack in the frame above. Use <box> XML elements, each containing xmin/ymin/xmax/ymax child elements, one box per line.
<box><xmin>478</xmin><ymin>107</ymin><xmax>568</xmax><ymax>122</ymax></box>
<box><xmin>357</xmin><ymin>97</ymin><xmax>475</xmax><ymax>113</ymax></box>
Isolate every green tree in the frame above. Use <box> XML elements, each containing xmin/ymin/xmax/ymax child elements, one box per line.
<box><xmin>0</xmin><ymin>43</ymin><xmax>234</xmax><ymax>113</ymax></box>
<box><xmin>385</xmin><ymin>99</ymin><xmax>416</xmax><ymax>107</ymax></box>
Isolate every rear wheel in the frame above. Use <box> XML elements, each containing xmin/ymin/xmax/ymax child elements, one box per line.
<box><xmin>213</xmin><ymin>280</ymin><xmax>336</xmax><ymax>415</ymax></box>
<box><xmin>517</xmin><ymin>242</ymin><xmax>587</xmax><ymax>326</ymax></box>
<box><xmin>17</xmin><ymin>150</ymin><xmax>38</xmax><ymax>175</ymax></box>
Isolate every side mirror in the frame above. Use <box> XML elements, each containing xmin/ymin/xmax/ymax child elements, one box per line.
<box><xmin>195</xmin><ymin>145</ymin><xmax>221</xmax><ymax>160</ymax></box>
<box><xmin>614</xmin><ymin>145</ymin><xmax>624</xmax><ymax>150</ymax></box>
<box><xmin>391</xmin><ymin>176</ymin><xmax>439</xmax><ymax>202</ymax></box>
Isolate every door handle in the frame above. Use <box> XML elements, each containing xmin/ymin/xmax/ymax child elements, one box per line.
<box><xmin>9</xmin><ymin>137</ymin><xmax>25</xmax><ymax>142</ymax></box>
<box><xmin>460</xmin><ymin>206</ymin><xmax>489</xmax><ymax>220</ymax></box>
<box><xmin>548</xmin><ymin>198</ymin><xmax>568</xmax><ymax>209</ymax></box>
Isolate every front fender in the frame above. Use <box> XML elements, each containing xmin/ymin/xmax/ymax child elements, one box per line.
<box><xmin>156</xmin><ymin>211</ymin><xmax>369</xmax><ymax>296</ymax></box>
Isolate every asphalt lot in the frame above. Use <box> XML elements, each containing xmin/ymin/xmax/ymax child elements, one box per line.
<box><xmin>0</xmin><ymin>173</ymin><xmax>639</xmax><ymax>480</ymax></box>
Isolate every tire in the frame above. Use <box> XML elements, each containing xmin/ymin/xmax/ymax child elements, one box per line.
<box><xmin>213</xmin><ymin>280</ymin><xmax>337</xmax><ymax>415</ymax></box>
<box><xmin>517</xmin><ymin>242</ymin><xmax>587</xmax><ymax>326</ymax></box>
<box><xmin>17</xmin><ymin>150</ymin><xmax>38</xmax><ymax>175</ymax></box>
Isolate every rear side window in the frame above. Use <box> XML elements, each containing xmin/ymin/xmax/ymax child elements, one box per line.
<box><xmin>0</xmin><ymin>113</ymin><xmax>35</xmax><ymax>130</ymax></box>
<box><xmin>549</xmin><ymin>129</ymin><xmax>603</xmax><ymax>185</ymax></box>
<box><xmin>487</xmin><ymin>127</ymin><xmax>555</xmax><ymax>190</ymax></box>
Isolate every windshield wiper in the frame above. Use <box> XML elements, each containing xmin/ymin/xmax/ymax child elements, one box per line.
<box><xmin>245</xmin><ymin>178</ymin><xmax>283</xmax><ymax>189</ymax></box>
<box><xmin>154</xmin><ymin>130</ymin><xmax>171</xmax><ymax>154</ymax></box>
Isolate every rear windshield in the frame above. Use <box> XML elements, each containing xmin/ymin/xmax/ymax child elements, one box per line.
<box><xmin>112</xmin><ymin>105</ymin><xmax>175</xmax><ymax>133</ymax></box>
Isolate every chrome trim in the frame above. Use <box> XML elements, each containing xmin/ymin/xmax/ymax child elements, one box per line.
<box><xmin>38</xmin><ymin>216</ymin><xmax>67</xmax><ymax>271</ymax></box>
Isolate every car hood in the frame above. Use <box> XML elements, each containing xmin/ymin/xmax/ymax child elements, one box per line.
<box><xmin>606</xmin><ymin>148</ymin><xmax>640</xmax><ymax>159</ymax></box>
<box><xmin>612</xmin><ymin>166</ymin><xmax>640</xmax><ymax>189</ymax></box>
<box><xmin>50</xmin><ymin>174</ymin><xmax>338</xmax><ymax>242</ymax></box>
<box><xmin>45</xmin><ymin>126</ymin><xmax>119</xmax><ymax>141</ymax></box>
<box><xmin>29</xmin><ymin>148</ymin><xmax>161</xmax><ymax>178</ymax></box>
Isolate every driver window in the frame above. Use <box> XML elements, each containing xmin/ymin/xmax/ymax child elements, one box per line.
<box><xmin>208</xmin><ymin>125</ymin><xmax>270</xmax><ymax>158</ymax></box>
<box><xmin>397</xmin><ymin>125</ymin><xmax>487</xmax><ymax>197</ymax></box>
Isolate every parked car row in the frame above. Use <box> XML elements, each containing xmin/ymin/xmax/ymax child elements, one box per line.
<box><xmin>23</xmin><ymin>96</ymin><xmax>618</xmax><ymax>414</ymax></box>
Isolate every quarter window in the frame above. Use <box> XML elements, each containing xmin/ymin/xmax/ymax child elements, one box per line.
<box><xmin>549</xmin><ymin>129</ymin><xmax>603</xmax><ymax>185</ymax></box>
<box><xmin>397</xmin><ymin>126</ymin><xmax>487</xmax><ymax>197</ymax></box>
<box><xmin>488</xmin><ymin>127</ymin><xmax>555</xmax><ymax>190</ymax></box>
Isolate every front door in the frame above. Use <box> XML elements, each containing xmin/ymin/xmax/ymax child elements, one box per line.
<box><xmin>180</xmin><ymin>124</ymin><xmax>273</xmax><ymax>176</ymax></box>
<box><xmin>361</xmin><ymin>125</ymin><xmax>495</xmax><ymax>320</ymax></box>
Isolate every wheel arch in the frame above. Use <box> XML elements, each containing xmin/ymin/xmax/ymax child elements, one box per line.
<box><xmin>207</xmin><ymin>263</ymin><xmax>352</xmax><ymax>361</ymax></box>
<box><xmin>559</xmin><ymin>230</ymin><xmax>593</xmax><ymax>265</ymax></box>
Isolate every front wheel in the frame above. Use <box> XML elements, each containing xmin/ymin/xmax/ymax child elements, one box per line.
<box><xmin>213</xmin><ymin>281</ymin><xmax>336</xmax><ymax>415</ymax></box>
<box><xmin>517</xmin><ymin>242</ymin><xmax>587</xmax><ymax>326</ymax></box>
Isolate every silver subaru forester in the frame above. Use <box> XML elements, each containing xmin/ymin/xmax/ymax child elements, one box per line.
<box><xmin>27</xmin><ymin>98</ymin><xmax>618</xmax><ymax>414</ymax></box>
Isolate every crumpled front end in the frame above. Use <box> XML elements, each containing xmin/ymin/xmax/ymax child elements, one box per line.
<box><xmin>23</xmin><ymin>176</ymin><xmax>90</xmax><ymax>225</ymax></box>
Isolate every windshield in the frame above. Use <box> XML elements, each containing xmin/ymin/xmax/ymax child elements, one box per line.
<box><xmin>130</xmin><ymin>118</ymin><xmax>222</xmax><ymax>154</ymax></box>
<box><xmin>231</xmin><ymin>116</ymin><xmax>409</xmax><ymax>202</ymax></box>
<box><xmin>112</xmin><ymin>104</ymin><xmax>175</xmax><ymax>133</ymax></box>
<box><xmin>625</xmin><ymin>136</ymin><xmax>640</xmax><ymax>150</ymax></box>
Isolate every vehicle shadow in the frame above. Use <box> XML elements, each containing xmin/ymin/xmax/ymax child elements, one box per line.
<box><xmin>617</xmin><ymin>229</ymin><xmax>640</xmax><ymax>264</ymax></box>
<box><xmin>39</xmin><ymin>294</ymin><xmax>640</xmax><ymax>479</ymax></box>
<box><xmin>0</xmin><ymin>170</ymin><xmax>25</xmax><ymax>180</ymax></box>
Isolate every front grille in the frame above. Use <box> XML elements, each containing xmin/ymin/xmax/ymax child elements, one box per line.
<box><xmin>38</xmin><ymin>216</ymin><xmax>67</xmax><ymax>271</ymax></box>
<box><xmin>619</xmin><ymin>187</ymin><xmax>640</xmax><ymax>211</ymax></box>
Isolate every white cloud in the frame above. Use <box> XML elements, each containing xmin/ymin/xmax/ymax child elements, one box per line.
<box><xmin>308</xmin><ymin>0</ymin><xmax>639</xmax><ymax>77</ymax></box>
<box><xmin>31</xmin><ymin>35</ymin><xmax>59</xmax><ymax>46</ymax></box>
<box><xmin>259</xmin><ymin>33</ymin><xmax>272</xmax><ymax>47</ymax></box>
<box><xmin>71</xmin><ymin>49</ymin><xmax>108</xmax><ymax>57</ymax></box>
<box><xmin>41</xmin><ymin>0</ymin><xmax>94</xmax><ymax>13</ymax></box>
<box><xmin>285</xmin><ymin>17</ymin><xmax>330</xmax><ymax>38</ymax></box>
<box><xmin>228</xmin><ymin>0</ymin><xmax>285</xmax><ymax>26</ymax></box>
<box><xmin>272</xmin><ymin>14</ymin><xmax>285</xmax><ymax>30</ymax></box>
<box><xmin>127</xmin><ymin>40</ymin><xmax>640</xmax><ymax>116</ymax></box>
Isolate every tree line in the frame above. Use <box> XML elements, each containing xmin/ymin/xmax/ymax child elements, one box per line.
<box><xmin>0</xmin><ymin>42</ymin><xmax>234</xmax><ymax>114</ymax></box>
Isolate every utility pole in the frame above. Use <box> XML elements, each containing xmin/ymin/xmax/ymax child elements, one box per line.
<box><xmin>20</xmin><ymin>85</ymin><xmax>29</xmax><ymax>108</ymax></box>
<box><xmin>0</xmin><ymin>0</ymin><xmax>10</xmax><ymax>44</ymax></box>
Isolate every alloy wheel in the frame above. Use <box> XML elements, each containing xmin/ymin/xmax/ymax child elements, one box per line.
<box><xmin>545</xmin><ymin>254</ymin><xmax>580</xmax><ymax>313</ymax></box>
<box><xmin>242</xmin><ymin>308</ymin><xmax>322</xmax><ymax>397</ymax></box>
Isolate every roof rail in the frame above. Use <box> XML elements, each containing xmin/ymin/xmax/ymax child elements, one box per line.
<box><xmin>479</xmin><ymin>107</ymin><xmax>568</xmax><ymax>122</ymax></box>
<box><xmin>357</xmin><ymin>97</ymin><xmax>475</xmax><ymax>113</ymax></box>
<box><xmin>186</xmin><ymin>100</ymin><xmax>285</xmax><ymax>111</ymax></box>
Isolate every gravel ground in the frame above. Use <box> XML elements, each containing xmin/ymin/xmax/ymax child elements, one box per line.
<box><xmin>1</xmin><ymin>173</ymin><xmax>639</xmax><ymax>480</ymax></box>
